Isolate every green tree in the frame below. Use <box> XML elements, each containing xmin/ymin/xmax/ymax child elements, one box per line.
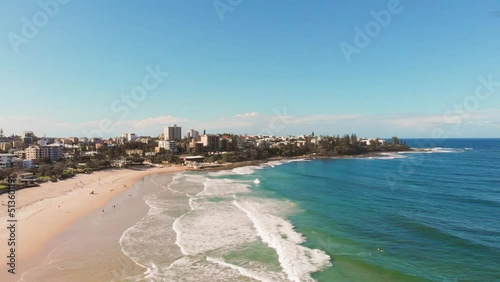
<box><xmin>370</xmin><ymin>138</ymin><xmax>379</xmax><ymax>150</ymax></box>
<box><xmin>51</xmin><ymin>162</ymin><xmax>66</xmax><ymax>177</ymax></box>
<box><xmin>39</xmin><ymin>164</ymin><xmax>52</xmax><ymax>176</ymax></box>
<box><xmin>0</xmin><ymin>169</ymin><xmax>14</xmax><ymax>181</ymax></box>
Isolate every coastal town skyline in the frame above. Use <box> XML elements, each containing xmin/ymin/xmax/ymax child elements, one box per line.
<box><xmin>1</xmin><ymin>1</ymin><xmax>500</xmax><ymax>138</ymax></box>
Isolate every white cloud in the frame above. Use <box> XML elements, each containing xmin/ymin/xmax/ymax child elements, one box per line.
<box><xmin>288</xmin><ymin>114</ymin><xmax>362</xmax><ymax>125</ymax></box>
<box><xmin>235</xmin><ymin>112</ymin><xmax>258</xmax><ymax>118</ymax></box>
<box><xmin>2</xmin><ymin>109</ymin><xmax>499</xmax><ymax>138</ymax></box>
<box><xmin>120</xmin><ymin>115</ymin><xmax>190</xmax><ymax>129</ymax></box>
<box><xmin>386</xmin><ymin>109</ymin><xmax>500</xmax><ymax>130</ymax></box>
<box><xmin>198</xmin><ymin>119</ymin><xmax>256</xmax><ymax>130</ymax></box>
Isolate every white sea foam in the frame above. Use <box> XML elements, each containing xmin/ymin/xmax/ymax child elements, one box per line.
<box><xmin>234</xmin><ymin>201</ymin><xmax>332</xmax><ymax>282</ymax></box>
<box><xmin>185</xmin><ymin>174</ymin><xmax>208</xmax><ymax>183</ymax></box>
<box><xmin>120</xmin><ymin>176</ymin><xmax>190</xmax><ymax>278</ymax></box>
<box><xmin>172</xmin><ymin>216</ymin><xmax>189</xmax><ymax>255</ymax></box>
<box><xmin>172</xmin><ymin>173</ymin><xmax>184</xmax><ymax>181</ymax></box>
<box><xmin>158</xmin><ymin>256</ymin><xmax>252</xmax><ymax>281</ymax></box>
<box><xmin>144</xmin><ymin>262</ymin><xmax>161</xmax><ymax>280</ymax></box>
<box><xmin>207</xmin><ymin>256</ymin><xmax>279</xmax><ymax>282</ymax></box>
<box><xmin>376</xmin><ymin>153</ymin><xmax>408</xmax><ymax>160</ymax></box>
<box><xmin>404</xmin><ymin>147</ymin><xmax>469</xmax><ymax>154</ymax></box>
<box><xmin>144</xmin><ymin>196</ymin><xmax>170</xmax><ymax>212</ymax></box>
<box><xmin>286</xmin><ymin>158</ymin><xmax>311</xmax><ymax>163</ymax></box>
<box><xmin>120</xmin><ymin>163</ymin><xmax>331</xmax><ymax>281</ymax></box>
<box><xmin>207</xmin><ymin>170</ymin><xmax>235</xmax><ymax>177</ymax></box>
<box><xmin>175</xmin><ymin>200</ymin><xmax>257</xmax><ymax>255</ymax></box>
<box><xmin>188</xmin><ymin>196</ymin><xmax>195</xmax><ymax>210</ymax></box>
<box><xmin>233</xmin><ymin>165</ymin><xmax>263</xmax><ymax>175</ymax></box>
<box><xmin>150</xmin><ymin>173</ymin><xmax>185</xmax><ymax>193</ymax></box>
<box><xmin>261</xmin><ymin>160</ymin><xmax>285</xmax><ymax>168</ymax></box>
<box><xmin>197</xmin><ymin>178</ymin><xmax>250</xmax><ymax>196</ymax></box>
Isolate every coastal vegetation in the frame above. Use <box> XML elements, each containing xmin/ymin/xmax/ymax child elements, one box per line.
<box><xmin>0</xmin><ymin>134</ymin><xmax>410</xmax><ymax>186</ymax></box>
<box><xmin>197</xmin><ymin>134</ymin><xmax>409</xmax><ymax>164</ymax></box>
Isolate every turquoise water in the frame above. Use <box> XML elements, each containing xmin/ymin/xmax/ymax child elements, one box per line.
<box><xmin>244</xmin><ymin>139</ymin><xmax>500</xmax><ymax>281</ymax></box>
<box><xmin>111</xmin><ymin>139</ymin><xmax>498</xmax><ymax>281</ymax></box>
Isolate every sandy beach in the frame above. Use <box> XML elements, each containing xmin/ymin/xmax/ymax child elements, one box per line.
<box><xmin>0</xmin><ymin>166</ymin><xmax>186</xmax><ymax>281</ymax></box>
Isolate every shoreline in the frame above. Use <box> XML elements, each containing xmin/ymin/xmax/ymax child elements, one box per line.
<box><xmin>0</xmin><ymin>151</ymin><xmax>409</xmax><ymax>280</ymax></box>
<box><xmin>188</xmin><ymin>150</ymin><xmax>400</xmax><ymax>172</ymax></box>
<box><xmin>0</xmin><ymin>165</ymin><xmax>186</xmax><ymax>281</ymax></box>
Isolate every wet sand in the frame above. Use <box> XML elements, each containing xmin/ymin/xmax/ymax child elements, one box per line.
<box><xmin>0</xmin><ymin>166</ymin><xmax>185</xmax><ymax>281</ymax></box>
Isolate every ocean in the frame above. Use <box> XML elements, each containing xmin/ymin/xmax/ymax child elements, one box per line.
<box><xmin>113</xmin><ymin>139</ymin><xmax>500</xmax><ymax>281</ymax></box>
<box><xmin>118</xmin><ymin>138</ymin><xmax>499</xmax><ymax>281</ymax></box>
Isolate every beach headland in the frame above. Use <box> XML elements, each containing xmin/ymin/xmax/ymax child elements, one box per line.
<box><xmin>0</xmin><ymin>165</ymin><xmax>186</xmax><ymax>281</ymax></box>
<box><xmin>187</xmin><ymin>150</ymin><xmax>409</xmax><ymax>172</ymax></box>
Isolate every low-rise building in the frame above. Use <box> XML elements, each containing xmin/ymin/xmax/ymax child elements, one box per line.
<box><xmin>135</xmin><ymin>137</ymin><xmax>152</xmax><ymax>144</ymax></box>
<box><xmin>22</xmin><ymin>131</ymin><xmax>34</xmax><ymax>145</ymax></box>
<box><xmin>25</xmin><ymin>144</ymin><xmax>64</xmax><ymax>161</ymax></box>
<box><xmin>126</xmin><ymin>149</ymin><xmax>144</xmax><ymax>156</ymax></box>
<box><xmin>0</xmin><ymin>154</ymin><xmax>15</xmax><ymax>169</ymax></box>
<box><xmin>12</xmin><ymin>141</ymin><xmax>23</xmax><ymax>149</ymax></box>
<box><xmin>0</xmin><ymin>141</ymin><xmax>12</xmax><ymax>151</ymax></box>
<box><xmin>359</xmin><ymin>138</ymin><xmax>386</xmax><ymax>146</ymax></box>
<box><xmin>38</xmin><ymin>137</ymin><xmax>56</xmax><ymax>146</ymax></box>
<box><xmin>122</xmin><ymin>133</ymin><xmax>137</xmax><ymax>142</ymax></box>
<box><xmin>22</xmin><ymin>159</ymin><xmax>33</xmax><ymax>169</ymax></box>
<box><xmin>186</xmin><ymin>129</ymin><xmax>200</xmax><ymax>139</ymax></box>
<box><xmin>79</xmin><ymin>137</ymin><xmax>89</xmax><ymax>145</ymax></box>
<box><xmin>11</xmin><ymin>172</ymin><xmax>37</xmax><ymax>184</ymax></box>
<box><xmin>25</xmin><ymin>146</ymin><xmax>39</xmax><ymax>160</ymax></box>
<box><xmin>201</xmin><ymin>135</ymin><xmax>219</xmax><ymax>152</ymax></box>
<box><xmin>158</xmin><ymin>140</ymin><xmax>178</xmax><ymax>152</ymax></box>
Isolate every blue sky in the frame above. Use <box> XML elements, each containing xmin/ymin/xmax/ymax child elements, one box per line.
<box><xmin>1</xmin><ymin>0</ymin><xmax>500</xmax><ymax>138</ymax></box>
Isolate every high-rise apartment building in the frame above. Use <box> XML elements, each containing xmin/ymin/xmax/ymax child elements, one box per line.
<box><xmin>186</xmin><ymin>129</ymin><xmax>200</xmax><ymax>139</ymax></box>
<box><xmin>22</xmin><ymin>131</ymin><xmax>34</xmax><ymax>145</ymax></box>
<box><xmin>164</xmin><ymin>124</ymin><xmax>182</xmax><ymax>141</ymax></box>
<box><xmin>201</xmin><ymin>134</ymin><xmax>219</xmax><ymax>152</ymax></box>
